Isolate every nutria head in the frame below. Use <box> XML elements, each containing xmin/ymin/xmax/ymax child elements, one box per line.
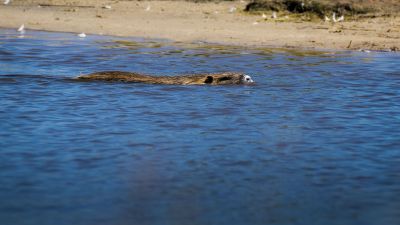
<box><xmin>204</xmin><ymin>72</ymin><xmax>254</xmax><ymax>85</ymax></box>
<box><xmin>241</xmin><ymin>74</ymin><xmax>254</xmax><ymax>84</ymax></box>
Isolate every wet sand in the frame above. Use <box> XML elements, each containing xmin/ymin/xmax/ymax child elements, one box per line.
<box><xmin>0</xmin><ymin>0</ymin><xmax>399</xmax><ymax>51</ymax></box>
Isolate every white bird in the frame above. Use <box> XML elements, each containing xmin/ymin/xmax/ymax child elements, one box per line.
<box><xmin>4</xmin><ymin>0</ymin><xmax>11</xmax><ymax>5</ymax></box>
<box><xmin>78</xmin><ymin>33</ymin><xmax>86</xmax><ymax>38</ymax></box>
<box><xmin>17</xmin><ymin>24</ymin><xmax>25</xmax><ymax>34</ymax></box>
<box><xmin>229</xmin><ymin>6</ymin><xmax>236</xmax><ymax>13</ymax></box>
<box><xmin>271</xmin><ymin>12</ymin><xmax>277</xmax><ymax>19</ymax></box>
<box><xmin>262</xmin><ymin>13</ymin><xmax>267</xmax><ymax>19</ymax></box>
<box><xmin>337</xmin><ymin>15</ymin><xmax>344</xmax><ymax>22</ymax></box>
<box><xmin>103</xmin><ymin>5</ymin><xmax>112</xmax><ymax>10</ymax></box>
<box><xmin>145</xmin><ymin>5</ymin><xmax>151</xmax><ymax>11</ymax></box>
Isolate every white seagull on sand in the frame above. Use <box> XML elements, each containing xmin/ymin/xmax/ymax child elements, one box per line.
<box><xmin>332</xmin><ymin>12</ymin><xmax>337</xmax><ymax>22</ymax></box>
<box><xmin>332</xmin><ymin>13</ymin><xmax>344</xmax><ymax>23</ymax></box>
<box><xmin>4</xmin><ymin>0</ymin><xmax>11</xmax><ymax>5</ymax></box>
<box><xmin>78</xmin><ymin>33</ymin><xmax>86</xmax><ymax>38</ymax></box>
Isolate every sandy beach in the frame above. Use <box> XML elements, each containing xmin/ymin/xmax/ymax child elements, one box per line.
<box><xmin>0</xmin><ymin>0</ymin><xmax>399</xmax><ymax>51</ymax></box>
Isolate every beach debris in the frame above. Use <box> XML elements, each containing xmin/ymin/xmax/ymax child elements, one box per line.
<box><xmin>359</xmin><ymin>49</ymin><xmax>371</xmax><ymax>53</ymax></box>
<box><xmin>324</xmin><ymin>15</ymin><xmax>330</xmax><ymax>22</ymax></box>
<box><xmin>262</xmin><ymin>13</ymin><xmax>267</xmax><ymax>19</ymax></box>
<box><xmin>17</xmin><ymin>24</ymin><xmax>25</xmax><ymax>34</ymax></box>
<box><xmin>4</xmin><ymin>0</ymin><xmax>11</xmax><ymax>5</ymax></box>
<box><xmin>102</xmin><ymin>5</ymin><xmax>112</xmax><ymax>10</ymax></box>
<box><xmin>229</xmin><ymin>6</ymin><xmax>237</xmax><ymax>13</ymax></box>
<box><xmin>337</xmin><ymin>15</ymin><xmax>344</xmax><ymax>22</ymax></box>
<box><xmin>271</xmin><ymin>12</ymin><xmax>277</xmax><ymax>19</ymax></box>
<box><xmin>145</xmin><ymin>5</ymin><xmax>151</xmax><ymax>11</ymax></box>
<box><xmin>78</xmin><ymin>33</ymin><xmax>86</xmax><ymax>38</ymax></box>
<box><xmin>252</xmin><ymin>21</ymin><xmax>259</xmax><ymax>25</ymax></box>
<box><xmin>214</xmin><ymin>10</ymin><xmax>219</xmax><ymax>14</ymax></box>
<box><xmin>347</xmin><ymin>40</ymin><xmax>352</xmax><ymax>48</ymax></box>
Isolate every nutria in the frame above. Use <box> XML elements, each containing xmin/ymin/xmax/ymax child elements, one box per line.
<box><xmin>76</xmin><ymin>71</ymin><xmax>254</xmax><ymax>85</ymax></box>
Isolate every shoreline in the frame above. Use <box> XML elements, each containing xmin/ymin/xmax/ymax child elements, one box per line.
<box><xmin>1</xmin><ymin>0</ymin><xmax>399</xmax><ymax>52</ymax></box>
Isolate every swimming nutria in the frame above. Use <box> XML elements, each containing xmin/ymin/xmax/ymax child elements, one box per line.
<box><xmin>76</xmin><ymin>71</ymin><xmax>254</xmax><ymax>85</ymax></box>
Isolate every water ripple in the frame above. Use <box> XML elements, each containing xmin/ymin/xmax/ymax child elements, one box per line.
<box><xmin>0</xmin><ymin>29</ymin><xmax>400</xmax><ymax>225</ymax></box>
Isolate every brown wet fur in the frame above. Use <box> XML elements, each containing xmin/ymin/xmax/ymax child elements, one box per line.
<box><xmin>76</xmin><ymin>71</ymin><xmax>249</xmax><ymax>85</ymax></box>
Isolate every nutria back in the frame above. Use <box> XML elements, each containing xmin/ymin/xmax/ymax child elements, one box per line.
<box><xmin>76</xmin><ymin>71</ymin><xmax>254</xmax><ymax>85</ymax></box>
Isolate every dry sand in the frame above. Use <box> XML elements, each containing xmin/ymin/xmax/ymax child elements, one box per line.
<box><xmin>0</xmin><ymin>0</ymin><xmax>399</xmax><ymax>51</ymax></box>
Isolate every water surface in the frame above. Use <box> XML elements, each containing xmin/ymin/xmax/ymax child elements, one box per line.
<box><xmin>0</xmin><ymin>29</ymin><xmax>399</xmax><ymax>225</ymax></box>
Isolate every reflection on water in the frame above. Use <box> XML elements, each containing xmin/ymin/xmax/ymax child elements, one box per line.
<box><xmin>0</xmin><ymin>29</ymin><xmax>399</xmax><ymax>225</ymax></box>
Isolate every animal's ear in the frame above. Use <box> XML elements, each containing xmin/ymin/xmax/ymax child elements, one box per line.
<box><xmin>204</xmin><ymin>76</ymin><xmax>213</xmax><ymax>84</ymax></box>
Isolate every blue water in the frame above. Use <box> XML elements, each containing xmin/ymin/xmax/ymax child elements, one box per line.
<box><xmin>0</xmin><ymin>29</ymin><xmax>399</xmax><ymax>225</ymax></box>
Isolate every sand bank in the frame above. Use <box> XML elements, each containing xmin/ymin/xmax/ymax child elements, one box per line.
<box><xmin>0</xmin><ymin>0</ymin><xmax>399</xmax><ymax>51</ymax></box>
